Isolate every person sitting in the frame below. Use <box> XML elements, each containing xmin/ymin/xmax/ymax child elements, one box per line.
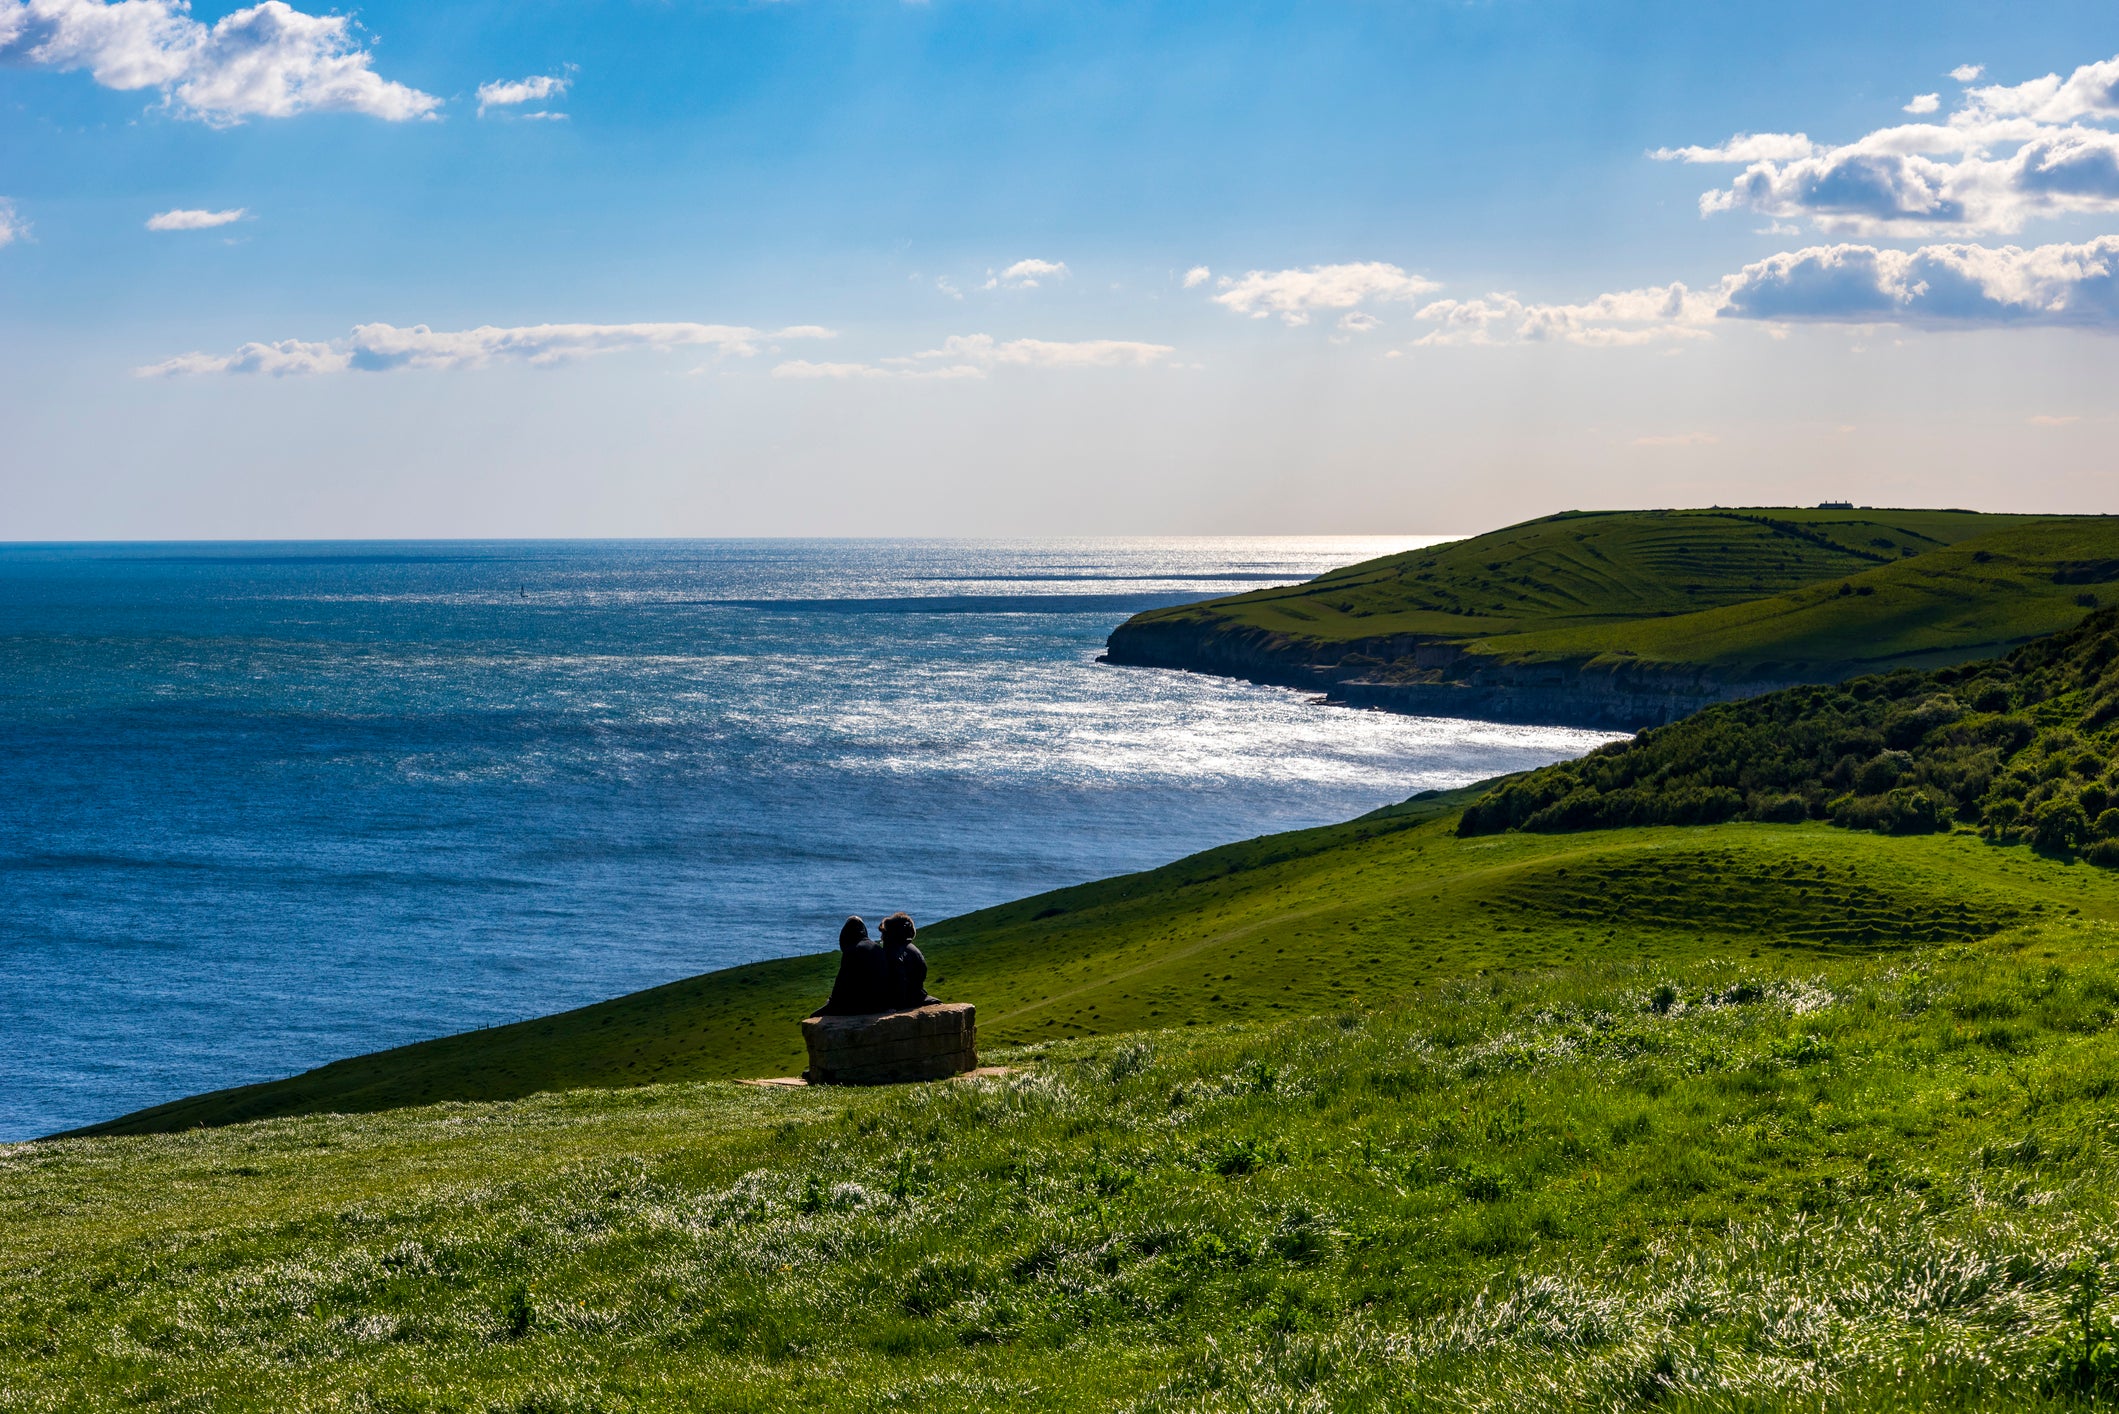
<box><xmin>813</xmin><ymin>915</ymin><xmax>889</xmax><ymax>1016</ymax></box>
<box><xmin>880</xmin><ymin>911</ymin><xmax>939</xmax><ymax>1010</ymax></box>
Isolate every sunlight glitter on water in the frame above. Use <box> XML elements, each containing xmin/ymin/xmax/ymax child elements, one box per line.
<box><xmin>0</xmin><ymin>537</ymin><xmax>1614</xmax><ymax>1137</ymax></box>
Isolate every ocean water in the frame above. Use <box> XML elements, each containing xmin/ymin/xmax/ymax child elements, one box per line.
<box><xmin>0</xmin><ymin>539</ymin><xmax>1618</xmax><ymax>1139</ymax></box>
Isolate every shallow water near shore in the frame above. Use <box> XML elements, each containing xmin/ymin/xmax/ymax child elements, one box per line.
<box><xmin>0</xmin><ymin>538</ymin><xmax>1619</xmax><ymax>1138</ymax></box>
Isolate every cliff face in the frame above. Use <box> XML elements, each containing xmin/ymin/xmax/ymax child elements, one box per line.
<box><xmin>1102</xmin><ymin>617</ymin><xmax>1792</xmax><ymax>731</ymax></box>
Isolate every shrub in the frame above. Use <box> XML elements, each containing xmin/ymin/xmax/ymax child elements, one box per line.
<box><xmin>1457</xmin><ymin>608</ymin><xmax>2119</xmax><ymax>853</ymax></box>
<box><xmin>2033</xmin><ymin>799</ymin><xmax>2091</xmax><ymax>855</ymax></box>
<box><xmin>1855</xmin><ymin>751</ymin><xmax>1915</xmax><ymax>795</ymax></box>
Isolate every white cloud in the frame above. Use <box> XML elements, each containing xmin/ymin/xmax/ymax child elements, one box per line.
<box><xmin>1337</xmin><ymin>310</ymin><xmax>1382</xmax><ymax>334</ymax></box>
<box><xmin>140</xmin><ymin>320</ymin><xmax>833</xmax><ymax>376</ymax></box>
<box><xmin>477</xmin><ymin>72</ymin><xmax>568</xmax><ymax>116</ymax></box>
<box><xmin>1210</xmin><ymin>261</ymin><xmax>1439</xmax><ymax>325</ymax></box>
<box><xmin>1405</xmin><ymin>236</ymin><xmax>2119</xmax><ymax>347</ymax></box>
<box><xmin>899</xmin><ymin>332</ymin><xmax>1174</xmax><ymax>368</ymax></box>
<box><xmin>1951</xmin><ymin>64</ymin><xmax>1984</xmax><ymax>83</ymax></box>
<box><xmin>1663</xmin><ymin>51</ymin><xmax>2119</xmax><ymax>235</ymax></box>
<box><xmin>0</xmin><ymin>198</ymin><xmax>23</xmax><ymax>247</ymax></box>
<box><xmin>1965</xmin><ymin>55</ymin><xmax>2119</xmax><ymax>124</ymax></box>
<box><xmin>146</xmin><ymin>206</ymin><xmax>245</xmax><ymax>230</ymax></box>
<box><xmin>935</xmin><ymin>276</ymin><xmax>963</xmax><ymax>300</ymax></box>
<box><xmin>982</xmin><ymin>258</ymin><xmax>1068</xmax><ymax>290</ymax></box>
<box><xmin>2030</xmin><ymin>413</ymin><xmax>2081</xmax><ymax>425</ymax></box>
<box><xmin>779</xmin><ymin>333</ymin><xmax>1177</xmax><ymax>382</ymax></box>
<box><xmin>772</xmin><ymin>360</ymin><xmax>891</xmax><ymax>380</ymax></box>
<box><xmin>1717</xmin><ymin>237</ymin><xmax>2119</xmax><ymax>327</ymax></box>
<box><xmin>1651</xmin><ymin>132</ymin><xmax>1816</xmax><ymax>164</ymax></box>
<box><xmin>0</xmin><ymin>0</ymin><xmax>440</xmax><ymax>125</ymax></box>
<box><xmin>1181</xmin><ymin>265</ymin><xmax>1211</xmax><ymax>289</ymax></box>
<box><xmin>1412</xmin><ymin>284</ymin><xmax>1717</xmax><ymax>347</ymax></box>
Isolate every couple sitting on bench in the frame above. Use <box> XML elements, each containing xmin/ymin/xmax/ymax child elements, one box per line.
<box><xmin>813</xmin><ymin>911</ymin><xmax>938</xmax><ymax>1017</ymax></box>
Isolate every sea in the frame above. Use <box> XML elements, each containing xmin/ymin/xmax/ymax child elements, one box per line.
<box><xmin>0</xmin><ymin>539</ymin><xmax>1620</xmax><ymax>1140</ymax></box>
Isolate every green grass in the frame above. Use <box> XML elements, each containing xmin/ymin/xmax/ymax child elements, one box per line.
<box><xmin>14</xmin><ymin>894</ymin><xmax>2119</xmax><ymax>1410</ymax></box>
<box><xmin>1459</xmin><ymin>603</ymin><xmax>2119</xmax><ymax>855</ymax></box>
<box><xmin>1112</xmin><ymin>507</ymin><xmax>2119</xmax><ymax>687</ymax></box>
<box><xmin>81</xmin><ymin>784</ymin><xmax>2101</xmax><ymax>1135</ymax></box>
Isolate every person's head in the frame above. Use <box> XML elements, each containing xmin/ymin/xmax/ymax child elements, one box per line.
<box><xmin>839</xmin><ymin>916</ymin><xmax>869</xmax><ymax>948</ymax></box>
<box><xmin>881</xmin><ymin>912</ymin><xmax>916</xmax><ymax>946</ymax></box>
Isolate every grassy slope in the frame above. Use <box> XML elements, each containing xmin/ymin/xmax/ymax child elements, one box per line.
<box><xmin>1118</xmin><ymin>508</ymin><xmax>2119</xmax><ymax>680</ymax></box>
<box><xmin>81</xmin><ymin>782</ymin><xmax>2097</xmax><ymax>1135</ymax></box>
<box><xmin>1496</xmin><ymin>518</ymin><xmax>2119</xmax><ymax>673</ymax></box>
<box><xmin>14</xmin><ymin>826</ymin><xmax>2119</xmax><ymax>1409</ymax></box>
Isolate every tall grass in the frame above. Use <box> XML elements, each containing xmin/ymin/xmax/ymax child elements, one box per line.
<box><xmin>8</xmin><ymin>932</ymin><xmax>2119</xmax><ymax>1410</ymax></box>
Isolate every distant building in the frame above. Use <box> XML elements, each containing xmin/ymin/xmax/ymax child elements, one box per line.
<box><xmin>1816</xmin><ymin>501</ymin><xmax>1855</xmax><ymax>510</ymax></box>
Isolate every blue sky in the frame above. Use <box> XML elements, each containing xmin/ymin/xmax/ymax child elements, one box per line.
<box><xmin>5</xmin><ymin>0</ymin><xmax>2119</xmax><ymax>537</ymax></box>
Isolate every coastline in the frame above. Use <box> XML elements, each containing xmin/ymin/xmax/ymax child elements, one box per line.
<box><xmin>1101</xmin><ymin>619</ymin><xmax>1787</xmax><ymax>731</ymax></box>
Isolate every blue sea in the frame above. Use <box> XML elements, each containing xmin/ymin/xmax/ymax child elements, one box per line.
<box><xmin>0</xmin><ymin>539</ymin><xmax>1618</xmax><ymax>1139</ymax></box>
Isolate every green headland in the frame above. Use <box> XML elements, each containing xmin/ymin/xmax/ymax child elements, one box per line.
<box><xmin>1107</xmin><ymin>506</ymin><xmax>2119</xmax><ymax>728</ymax></box>
<box><xmin>21</xmin><ymin>521</ymin><xmax>2119</xmax><ymax>1409</ymax></box>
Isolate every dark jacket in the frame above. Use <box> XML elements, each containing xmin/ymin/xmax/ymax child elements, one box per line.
<box><xmin>883</xmin><ymin>942</ymin><xmax>938</xmax><ymax>1011</ymax></box>
<box><xmin>817</xmin><ymin>940</ymin><xmax>890</xmax><ymax>1016</ymax></box>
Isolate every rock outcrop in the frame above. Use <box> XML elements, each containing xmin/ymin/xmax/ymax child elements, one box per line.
<box><xmin>801</xmin><ymin>1003</ymin><xmax>978</xmax><ymax>1085</ymax></box>
<box><xmin>1103</xmin><ymin>618</ymin><xmax>1795</xmax><ymax>731</ymax></box>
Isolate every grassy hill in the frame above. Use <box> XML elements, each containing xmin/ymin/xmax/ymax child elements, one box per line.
<box><xmin>18</xmin><ymin>820</ymin><xmax>2119</xmax><ymax>1409</ymax></box>
<box><xmin>78</xmin><ymin>782</ymin><xmax>2100</xmax><ymax>1135</ymax></box>
<box><xmin>39</xmin><ymin>599</ymin><xmax>2119</xmax><ymax>1405</ymax></box>
<box><xmin>1105</xmin><ymin>508</ymin><xmax>2119</xmax><ymax>726</ymax></box>
<box><xmin>1461</xmin><ymin>605</ymin><xmax>2119</xmax><ymax>855</ymax></box>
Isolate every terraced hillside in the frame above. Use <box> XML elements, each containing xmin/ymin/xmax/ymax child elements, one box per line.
<box><xmin>1105</xmin><ymin>508</ymin><xmax>2119</xmax><ymax>727</ymax></box>
<box><xmin>79</xmin><ymin>791</ymin><xmax>2100</xmax><ymax>1136</ymax></box>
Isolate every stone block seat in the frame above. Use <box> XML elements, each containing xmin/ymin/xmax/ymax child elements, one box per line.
<box><xmin>801</xmin><ymin>1002</ymin><xmax>978</xmax><ymax>1085</ymax></box>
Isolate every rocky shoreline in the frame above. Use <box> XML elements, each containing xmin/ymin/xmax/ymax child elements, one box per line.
<box><xmin>1102</xmin><ymin>617</ymin><xmax>1795</xmax><ymax>731</ymax></box>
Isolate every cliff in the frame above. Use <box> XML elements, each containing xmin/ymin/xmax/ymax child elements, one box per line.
<box><xmin>1102</xmin><ymin>616</ymin><xmax>1788</xmax><ymax>729</ymax></box>
<box><xmin>1102</xmin><ymin>508</ymin><xmax>2119</xmax><ymax>731</ymax></box>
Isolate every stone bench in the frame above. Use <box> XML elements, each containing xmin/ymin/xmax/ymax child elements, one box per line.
<box><xmin>801</xmin><ymin>1002</ymin><xmax>977</xmax><ymax>1085</ymax></box>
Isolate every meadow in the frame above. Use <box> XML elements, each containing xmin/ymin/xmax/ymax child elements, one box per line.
<box><xmin>1111</xmin><ymin>508</ymin><xmax>2119</xmax><ymax>691</ymax></box>
<box><xmin>34</xmin><ymin>561</ymin><xmax>2119</xmax><ymax>1410</ymax></box>
<box><xmin>10</xmin><ymin>890</ymin><xmax>2119</xmax><ymax>1410</ymax></box>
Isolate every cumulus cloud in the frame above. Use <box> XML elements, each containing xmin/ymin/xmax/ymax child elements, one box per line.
<box><xmin>0</xmin><ymin>198</ymin><xmax>23</xmax><ymax>247</ymax></box>
<box><xmin>1210</xmin><ymin>261</ymin><xmax>1439</xmax><ymax>325</ymax></box>
<box><xmin>1412</xmin><ymin>284</ymin><xmax>1718</xmax><ymax>347</ymax></box>
<box><xmin>1659</xmin><ymin>51</ymin><xmax>2119</xmax><ymax>234</ymax></box>
<box><xmin>983</xmin><ymin>258</ymin><xmax>1068</xmax><ymax>290</ymax></box>
<box><xmin>1181</xmin><ymin>265</ymin><xmax>1211</xmax><ymax>288</ymax></box>
<box><xmin>1951</xmin><ymin>64</ymin><xmax>1984</xmax><ymax>83</ymax></box>
<box><xmin>477</xmin><ymin>71</ymin><xmax>568</xmax><ymax>116</ymax></box>
<box><xmin>0</xmin><ymin>0</ymin><xmax>439</xmax><ymax>125</ymax></box>
<box><xmin>146</xmin><ymin>206</ymin><xmax>244</xmax><ymax>230</ymax></box>
<box><xmin>1651</xmin><ymin>132</ymin><xmax>1817</xmax><ymax>164</ymax></box>
<box><xmin>139</xmin><ymin>320</ymin><xmax>832</xmax><ymax>376</ymax></box>
<box><xmin>1716</xmin><ymin>237</ymin><xmax>2119</xmax><ymax>327</ymax></box>
<box><xmin>1966</xmin><ymin>55</ymin><xmax>2119</xmax><ymax>124</ymax></box>
<box><xmin>1406</xmin><ymin>237</ymin><xmax>2119</xmax><ymax>345</ymax></box>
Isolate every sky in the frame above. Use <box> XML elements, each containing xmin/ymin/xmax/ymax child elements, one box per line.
<box><xmin>4</xmin><ymin>0</ymin><xmax>2119</xmax><ymax>538</ymax></box>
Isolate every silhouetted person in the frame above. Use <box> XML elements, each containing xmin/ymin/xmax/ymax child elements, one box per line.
<box><xmin>880</xmin><ymin>911</ymin><xmax>938</xmax><ymax>1010</ymax></box>
<box><xmin>814</xmin><ymin>915</ymin><xmax>890</xmax><ymax>1016</ymax></box>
